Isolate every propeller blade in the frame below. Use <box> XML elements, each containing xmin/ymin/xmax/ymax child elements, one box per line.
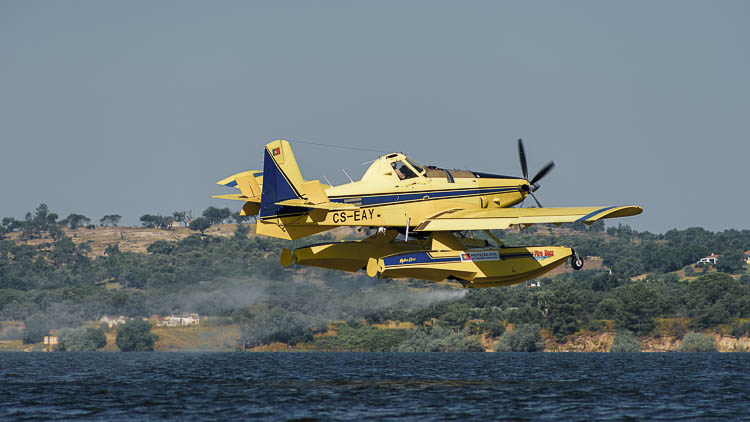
<box><xmin>530</xmin><ymin>192</ymin><xmax>543</xmax><ymax>208</ymax></box>
<box><xmin>530</xmin><ymin>161</ymin><xmax>555</xmax><ymax>185</ymax></box>
<box><xmin>517</xmin><ymin>138</ymin><xmax>528</xmax><ymax>180</ymax></box>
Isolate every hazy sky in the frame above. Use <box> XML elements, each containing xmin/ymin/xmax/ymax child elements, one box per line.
<box><xmin>1</xmin><ymin>1</ymin><xmax>748</xmax><ymax>233</ymax></box>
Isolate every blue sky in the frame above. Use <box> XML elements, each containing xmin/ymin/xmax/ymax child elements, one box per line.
<box><xmin>1</xmin><ymin>1</ymin><xmax>748</xmax><ymax>233</ymax></box>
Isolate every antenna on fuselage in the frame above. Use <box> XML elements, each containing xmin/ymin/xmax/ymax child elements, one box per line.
<box><xmin>322</xmin><ymin>174</ymin><xmax>333</xmax><ymax>186</ymax></box>
<box><xmin>342</xmin><ymin>169</ymin><xmax>354</xmax><ymax>183</ymax></box>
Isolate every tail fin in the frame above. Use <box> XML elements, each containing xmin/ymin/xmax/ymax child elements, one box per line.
<box><xmin>259</xmin><ymin>140</ymin><xmax>306</xmax><ymax>217</ymax></box>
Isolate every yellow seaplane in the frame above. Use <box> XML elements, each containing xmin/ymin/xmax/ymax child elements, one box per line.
<box><xmin>213</xmin><ymin>139</ymin><xmax>642</xmax><ymax>288</ymax></box>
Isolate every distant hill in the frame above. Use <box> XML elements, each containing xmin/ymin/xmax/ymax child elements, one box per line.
<box><xmin>4</xmin><ymin>224</ymin><xmax>238</xmax><ymax>257</ymax></box>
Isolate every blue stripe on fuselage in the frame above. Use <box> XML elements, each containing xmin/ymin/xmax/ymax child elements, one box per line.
<box><xmin>383</xmin><ymin>252</ymin><xmax>461</xmax><ymax>266</ymax></box>
<box><xmin>383</xmin><ymin>250</ymin><xmax>535</xmax><ymax>267</ymax></box>
<box><xmin>260</xmin><ymin>186</ymin><xmax>518</xmax><ymax>219</ymax></box>
<box><xmin>329</xmin><ymin>187</ymin><xmax>516</xmax><ymax>207</ymax></box>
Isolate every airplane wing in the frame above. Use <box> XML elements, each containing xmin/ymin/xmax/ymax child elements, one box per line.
<box><xmin>414</xmin><ymin>205</ymin><xmax>642</xmax><ymax>232</ymax></box>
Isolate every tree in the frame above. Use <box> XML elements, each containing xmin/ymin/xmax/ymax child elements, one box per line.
<box><xmin>100</xmin><ymin>214</ymin><xmax>122</xmax><ymax>227</ymax></box>
<box><xmin>495</xmin><ymin>323</ymin><xmax>545</xmax><ymax>352</ymax></box>
<box><xmin>394</xmin><ymin>325</ymin><xmax>483</xmax><ymax>352</ymax></box>
<box><xmin>22</xmin><ymin>314</ymin><xmax>51</xmax><ymax>344</ymax></box>
<box><xmin>716</xmin><ymin>250</ymin><xmax>745</xmax><ymax>274</ymax></box>
<box><xmin>610</xmin><ymin>256</ymin><xmax>645</xmax><ymax>278</ymax></box>
<box><xmin>115</xmin><ymin>319</ymin><xmax>158</xmax><ymax>351</ymax></box>
<box><xmin>59</xmin><ymin>327</ymin><xmax>107</xmax><ymax>351</ymax></box>
<box><xmin>31</xmin><ymin>203</ymin><xmax>56</xmax><ymax>235</ymax></box>
<box><xmin>63</xmin><ymin>213</ymin><xmax>90</xmax><ymax>230</ymax></box>
<box><xmin>677</xmin><ymin>332</ymin><xmax>717</xmax><ymax>352</ymax></box>
<box><xmin>609</xmin><ymin>330</ymin><xmax>641</xmax><ymax>352</ymax></box>
<box><xmin>233</xmin><ymin>222</ymin><xmax>251</xmax><ymax>239</ymax></box>
<box><xmin>147</xmin><ymin>240</ymin><xmax>175</xmax><ymax>255</ymax></box>
<box><xmin>202</xmin><ymin>207</ymin><xmax>232</xmax><ymax>225</ymax></box>
<box><xmin>172</xmin><ymin>211</ymin><xmax>188</xmax><ymax>227</ymax></box>
<box><xmin>1</xmin><ymin>217</ymin><xmax>20</xmax><ymax>237</ymax></box>
<box><xmin>231</xmin><ymin>211</ymin><xmax>250</xmax><ymax>225</ymax></box>
<box><xmin>612</xmin><ymin>283</ymin><xmax>658</xmax><ymax>335</ymax></box>
<box><xmin>439</xmin><ymin>303</ymin><xmax>473</xmax><ymax>328</ymax></box>
<box><xmin>104</xmin><ymin>243</ymin><xmax>121</xmax><ymax>256</ymax></box>
<box><xmin>140</xmin><ymin>214</ymin><xmax>173</xmax><ymax>230</ymax></box>
<box><xmin>686</xmin><ymin>272</ymin><xmax>742</xmax><ymax>329</ymax></box>
<box><xmin>189</xmin><ymin>217</ymin><xmax>212</xmax><ymax>235</ymax></box>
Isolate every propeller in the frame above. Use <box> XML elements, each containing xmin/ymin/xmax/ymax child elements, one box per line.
<box><xmin>517</xmin><ymin>138</ymin><xmax>555</xmax><ymax>207</ymax></box>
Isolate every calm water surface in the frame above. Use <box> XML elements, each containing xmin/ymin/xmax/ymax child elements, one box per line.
<box><xmin>0</xmin><ymin>352</ymin><xmax>748</xmax><ymax>421</ymax></box>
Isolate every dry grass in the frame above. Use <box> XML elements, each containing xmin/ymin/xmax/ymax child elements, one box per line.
<box><xmin>5</xmin><ymin>224</ymin><xmax>249</xmax><ymax>257</ymax></box>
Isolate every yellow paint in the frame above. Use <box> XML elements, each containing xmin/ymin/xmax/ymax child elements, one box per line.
<box><xmin>214</xmin><ymin>139</ymin><xmax>643</xmax><ymax>285</ymax></box>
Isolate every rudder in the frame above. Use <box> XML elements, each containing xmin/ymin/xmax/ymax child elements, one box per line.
<box><xmin>259</xmin><ymin>140</ymin><xmax>306</xmax><ymax>218</ymax></box>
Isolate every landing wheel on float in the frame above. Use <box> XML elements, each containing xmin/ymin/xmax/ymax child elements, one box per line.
<box><xmin>571</xmin><ymin>251</ymin><xmax>584</xmax><ymax>270</ymax></box>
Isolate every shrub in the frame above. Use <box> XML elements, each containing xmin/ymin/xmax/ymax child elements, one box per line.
<box><xmin>115</xmin><ymin>319</ymin><xmax>158</xmax><ymax>352</ymax></box>
<box><xmin>22</xmin><ymin>314</ymin><xmax>51</xmax><ymax>344</ymax></box>
<box><xmin>480</xmin><ymin>320</ymin><xmax>506</xmax><ymax>337</ymax></box>
<box><xmin>189</xmin><ymin>217</ymin><xmax>211</xmax><ymax>235</ymax></box>
<box><xmin>59</xmin><ymin>327</ymin><xmax>107</xmax><ymax>351</ymax></box>
<box><xmin>396</xmin><ymin>326</ymin><xmax>484</xmax><ymax>352</ymax></box>
<box><xmin>315</xmin><ymin>325</ymin><xmax>410</xmax><ymax>352</ymax></box>
<box><xmin>609</xmin><ymin>330</ymin><xmax>641</xmax><ymax>352</ymax></box>
<box><xmin>495</xmin><ymin>323</ymin><xmax>545</xmax><ymax>352</ymax></box>
<box><xmin>2</xmin><ymin>326</ymin><xmax>22</xmax><ymax>340</ymax></box>
<box><xmin>730</xmin><ymin>322</ymin><xmax>750</xmax><ymax>338</ymax></box>
<box><xmin>677</xmin><ymin>332</ymin><xmax>717</xmax><ymax>352</ymax></box>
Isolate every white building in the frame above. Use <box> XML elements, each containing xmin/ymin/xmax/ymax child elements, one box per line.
<box><xmin>697</xmin><ymin>253</ymin><xmax>721</xmax><ymax>265</ymax></box>
<box><xmin>156</xmin><ymin>313</ymin><xmax>200</xmax><ymax>327</ymax></box>
<box><xmin>99</xmin><ymin>315</ymin><xmax>128</xmax><ymax>328</ymax></box>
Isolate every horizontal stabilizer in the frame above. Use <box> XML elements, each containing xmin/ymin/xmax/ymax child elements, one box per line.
<box><xmin>211</xmin><ymin>193</ymin><xmax>260</xmax><ymax>202</ymax></box>
<box><xmin>217</xmin><ymin>170</ymin><xmax>263</xmax><ymax>189</ymax></box>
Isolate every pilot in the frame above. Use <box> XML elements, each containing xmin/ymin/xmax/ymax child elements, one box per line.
<box><xmin>391</xmin><ymin>162</ymin><xmax>406</xmax><ymax>180</ymax></box>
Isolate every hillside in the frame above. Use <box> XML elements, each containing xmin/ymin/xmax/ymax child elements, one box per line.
<box><xmin>4</xmin><ymin>224</ymin><xmax>238</xmax><ymax>257</ymax></box>
<box><xmin>3</xmin><ymin>223</ymin><xmax>362</xmax><ymax>258</ymax></box>
<box><xmin>2</xmin><ymin>205</ymin><xmax>750</xmax><ymax>354</ymax></box>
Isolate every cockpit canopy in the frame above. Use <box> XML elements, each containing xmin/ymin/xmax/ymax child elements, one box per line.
<box><xmin>361</xmin><ymin>153</ymin><xmax>425</xmax><ymax>182</ymax></box>
<box><xmin>360</xmin><ymin>152</ymin><xmax>501</xmax><ymax>183</ymax></box>
<box><xmin>391</xmin><ymin>157</ymin><xmax>423</xmax><ymax>180</ymax></box>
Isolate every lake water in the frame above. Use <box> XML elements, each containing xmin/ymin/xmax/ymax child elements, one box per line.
<box><xmin>1</xmin><ymin>352</ymin><xmax>748</xmax><ymax>421</ymax></box>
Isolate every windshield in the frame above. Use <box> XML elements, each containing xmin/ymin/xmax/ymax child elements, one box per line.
<box><xmin>405</xmin><ymin>158</ymin><xmax>423</xmax><ymax>174</ymax></box>
<box><xmin>391</xmin><ymin>160</ymin><xmax>419</xmax><ymax>180</ymax></box>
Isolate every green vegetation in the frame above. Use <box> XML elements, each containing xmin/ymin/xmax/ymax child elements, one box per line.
<box><xmin>2</xmin><ymin>326</ymin><xmax>22</xmax><ymax>340</ymax></box>
<box><xmin>116</xmin><ymin>319</ymin><xmax>158</xmax><ymax>351</ymax></box>
<box><xmin>677</xmin><ymin>332</ymin><xmax>718</xmax><ymax>352</ymax></box>
<box><xmin>59</xmin><ymin>327</ymin><xmax>107</xmax><ymax>351</ymax></box>
<box><xmin>202</xmin><ymin>207</ymin><xmax>232</xmax><ymax>225</ymax></box>
<box><xmin>99</xmin><ymin>214</ymin><xmax>122</xmax><ymax>227</ymax></box>
<box><xmin>22</xmin><ymin>314</ymin><xmax>52</xmax><ymax>344</ymax></box>
<box><xmin>2</xmin><ymin>204</ymin><xmax>750</xmax><ymax>352</ymax></box>
<box><xmin>315</xmin><ymin>323</ymin><xmax>411</xmax><ymax>352</ymax></box>
<box><xmin>140</xmin><ymin>214</ymin><xmax>174</xmax><ymax>229</ymax></box>
<box><xmin>610</xmin><ymin>330</ymin><xmax>641</xmax><ymax>352</ymax></box>
<box><xmin>730</xmin><ymin>322</ymin><xmax>750</xmax><ymax>338</ymax></box>
<box><xmin>495</xmin><ymin>324</ymin><xmax>545</xmax><ymax>352</ymax></box>
<box><xmin>395</xmin><ymin>326</ymin><xmax>484</xmax><ymax>352</ymax></box>
<box><xmin>189</xmin><ymin>217</ymin><xmax>211</xmax><ymax>235</ymax></box>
